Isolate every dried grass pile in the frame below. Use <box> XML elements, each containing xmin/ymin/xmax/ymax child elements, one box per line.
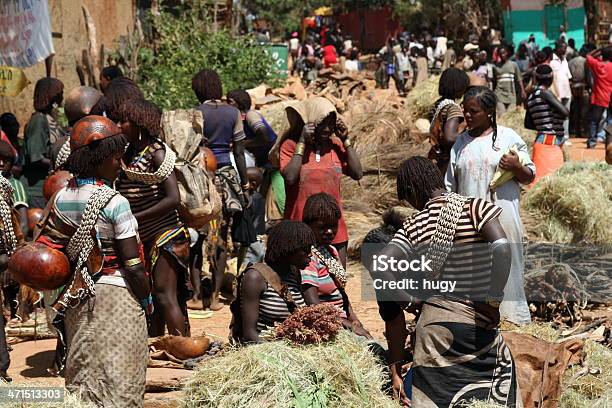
<box><xmin>500</xmin><ymin>321</ymin><xmax>560</xmax><ymax>342</ymax></box>
<box><xmin>259</xmin><ymin>100</ymin><xmax>299</xmax><ymax>135</ymax></box>
<box><xmin>342</xmin><ymin>98</ymin><xmax>413</xmax><ymax>156</ymax></box>
<box><xmin>341</xmin><ymin>141</ymin><xmax>429</xmax><ymax>213</ymax></box>
<box><xmin>523</xmin><ymin>162</ymin><xmax>612</xmax><ymax>244</ymax></box>
<box><xmin>405</xmin><ymin>75</ymin><xmax>439</xmax><ymax>119</ymax></box>
<box><xmin>561</xmin><ymin>340</ymin><xmax>612</xmax><ymax>407</ymax></box>
<box><xmin>499</xmin><ymin>322</ymin><xmax>612</xmax><ymax>407</ymax></box>
<box><xmin>181</xmin><ymin>330</ymin><xmax>395</xmax><ymax>408</ymax></box>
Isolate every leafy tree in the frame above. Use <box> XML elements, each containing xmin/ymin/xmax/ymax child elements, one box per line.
<box><xmin>393</xmin><ymin>0</ymin><xmax>501</xmax><ymax>41</ymax></box>
<box><xmin>134</xmin><ymin>3</ymin><xmax>280</xmax><ymax>109</ymax></box>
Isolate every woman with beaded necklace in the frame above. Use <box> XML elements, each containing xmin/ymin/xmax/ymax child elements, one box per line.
<box><xmin>300</xmin><ymin>192</ymin><xmax>371</xmax><ymax>338</ymax></box>
<box><xmin>115</xmin><ymin>99</ymin><xmax>191</xmax><ymax>337</ymax></box>
<box><xmin>373</xmin><ymin>156</ymin><xmax>518</xmax><ymax>407</ymax></box>
<box><xmin>56</xmin><ymin>116</ymin><xmax>151</xmax><ymax>407</ymax></box>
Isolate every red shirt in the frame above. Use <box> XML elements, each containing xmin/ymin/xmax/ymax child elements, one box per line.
<box><xmin>586</xmin><ymin>55</ymin><xmax>612</xmax><ymax>108</ymax></box>
<box><xmin>280</xmin><ymin>138</ymin><xmax>349</xmax><ymax>244</ymax></box>
<box><xmin>322</xmin><ymin>45</ymin><xmax>338</xmax><ymax>67</ymax></box>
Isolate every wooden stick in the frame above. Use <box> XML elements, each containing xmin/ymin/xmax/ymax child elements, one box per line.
<box><xmin>82</xmin><ymin>5</ymin><xmax>100</xmax><ymax>89</ymax></box>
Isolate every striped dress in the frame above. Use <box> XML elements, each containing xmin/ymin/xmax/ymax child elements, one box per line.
<box><xmin>384</xmin><ymin>195</ymin><xmax>521</xmax><ymax>407</ymax></box>
<box><xmin>389</xmin><ymin>195</ymin><xmax>502</xmax><ymax>300</ymax></box>
<box><xmin>253</xmin><ymin>270</ymin><xmax>306</xmax><ymax>332</ymax></box>
<box><xmin>116</xmin><ymin>140</ymin><xmax>182</xmax><ymax>244</ymax></box>
<box><xmin>527</xmin><ymin>85</ymin><xmax>565</xmax><ymax>139</ymax></box>
<box><xmin>300</xmin><ymin>246</ymin><xmax>346</xmax><ymax>316</ymax></box>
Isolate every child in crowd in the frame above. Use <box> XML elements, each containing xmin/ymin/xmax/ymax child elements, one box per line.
<box><xmin>242</xmin><ymin>167</ymin><xmax>266</xmax><ymax>269</ymax></box>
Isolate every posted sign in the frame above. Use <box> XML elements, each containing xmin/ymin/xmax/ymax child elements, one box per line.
<box><xmin>0</xmin><ymin>66</ymin><xmax>30</xmax><ymax>97</ymax></box>
<box><xmin>0</xmin><ymin>0</ymin><xmax>55</xmax><ymax>68</ymax></box>
<box><xmin>263</xmin><ymin>44</ymin><xmax>289</xmax><ymax>77</ymax></box>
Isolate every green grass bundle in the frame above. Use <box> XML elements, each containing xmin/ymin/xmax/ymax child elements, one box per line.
<box><xmin>524</xmin><ymin>162</ymin><xmax>612</xmax><ymax>244</ymax></box>
<box><xmin>405</xmin><ymin>75</ymin><xmax>439</xmax><ymax>119</ymax></box>
<box><xmin>181</xmin><ymin>330</ymin><xmax>395</xmax><ymax>408</ymax></box>
<box><xmin>560</xmin><ymin>340</ymin><xmax>612</xmax><ymax>407</ymax></box>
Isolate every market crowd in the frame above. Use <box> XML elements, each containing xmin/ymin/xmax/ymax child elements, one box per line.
<box><xmin>0</xmin><ymin>26</ymin><xmax>610</xmax><ymax>408</ymax></box>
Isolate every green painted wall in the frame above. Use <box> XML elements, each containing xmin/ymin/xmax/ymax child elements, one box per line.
<box><xmin>503</xmin><ymin>7</ymin><xmax>585</xmax><ymax>50</ymax></box>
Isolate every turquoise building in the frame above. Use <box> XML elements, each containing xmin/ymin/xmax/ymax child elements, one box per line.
<box><xmin>502</xmin><ymin>0</ymin><xmax>586</xmax><ymax>49</ymax></box>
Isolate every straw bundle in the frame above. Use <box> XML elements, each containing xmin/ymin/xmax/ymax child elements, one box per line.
<box><xmin>342</xmin><ymin>99</ymin><xmax>413</xmax><ymax>156</ymax></box>
<box><xmin>181</xmin><ymin>330</ymin><xmax>395</xmax><ymax>408</ymax></box>
<box><xmin>341</xmin><ymin>141</ymin><xmax>429</xmax><ymax>214</ymax></box>
<box><xmin>405</xmin><ymin>75</ymin><xmax>440</xmax><ymax>120</ymax></box>
<box><xmin>500</xmin><ymin>321</ymin><xmax>560</xmax><ymax>343</ymax></box>
<box><xmin>259</xmin><ymin>100</ymin><xmax>299</xmax><ymax>136</ymax></box>
<box><xmin>561</xmin><ymin>340</ymin><xmax>612</xmax><ymax>407</ymax></box>
<box><xmin>524</xmin><ymin>162</ymin><xmax>612</xmax><ymax>244</ymax></box>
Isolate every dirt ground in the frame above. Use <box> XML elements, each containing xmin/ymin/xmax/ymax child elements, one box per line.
<box><xmin>3</xmin><ymin>137</ymin><xmax>606</xmax><ymax>405</ymax></box>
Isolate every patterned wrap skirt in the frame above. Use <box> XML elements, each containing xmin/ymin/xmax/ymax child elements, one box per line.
<box><xmin>64</xmin><ymin>283</ymin><xmax>148</xmax><ymax>408</ymax></box>
<box><xmin>411</xmin><ymin>298</ymin><xmax>522</xmax><ymax>407</ymax></box>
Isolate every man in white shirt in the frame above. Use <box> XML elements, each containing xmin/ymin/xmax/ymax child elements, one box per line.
<box><xmin>550</xmin><ymin>40</ymin><xmax>572</xmax><ymax>142</ymax></box>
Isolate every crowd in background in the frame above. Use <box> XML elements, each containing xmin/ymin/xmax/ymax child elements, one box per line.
<box><xmin>286</xmin><ymin>22</ymin><xmax>611</xmax><ymax>150</ymax></box>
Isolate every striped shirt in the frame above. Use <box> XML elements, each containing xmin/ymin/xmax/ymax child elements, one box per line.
<box><xmin>389</xmin><ymin>195</ymin><xmax>501</xmax><ymax>300</ymax></box>
<box><xmin>2</xmin><ymin>175</ymin><xmax>28</xmax><ymax>208</ymax></box>
<box><xmin>116</xmin><ymin>141</ymin><xmax>182</xmax><ymax>243</ymax></box>
<box><xmin>493</xmin><ymin>61</ymin><xmax>521</xmax><ymax>104</ymax></box>
<box><xmin>54</xmin><ymin>181</ymin><xmax>139</xmax><ymax>286</ymax></box>
<box><xmin>254</xmin><ymin>270</ymin><xmax>306</xmax><ymax>332</ymax></box>
<box><xmin>527</xmin><ymin>86</ymin><xmax>565</xmax><ymax>139</ymax></box>
<box><xmin>301</xmin><ymin>245</ymin><xmax>345</xmax><ymax>316</ymax></box>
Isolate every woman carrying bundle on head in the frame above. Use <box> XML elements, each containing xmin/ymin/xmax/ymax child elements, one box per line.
<box><xmin>279</xmin><ymin>96</ymin><xmax>362</xmax><ymax>268</ymax></box>
<box><xmin>231</xmin><ymin>220</ymin><xmax>313</xmax><ymax>344</ymax></box>
<box><xmin>301</xmin><ymin>193</ymin><xmax>371</xmax><ymax>338</ymax></box>
<box><xmin>446</xmin><ymin>86</ymin><xmax>535</xmax><ymax>325</ymax></box>
<box><xmin>525</xmin><ymin>64</ymin><xmax>569</xmax><ymax>185</ymax></box>
<box><xmin>372</xmin><ymin>156</ymin><xmax>519</xmax><ymax>407</ymax></box>
<box><xmin>428</xmin><ymin>68</ymin><xmax>470</xmax><ymax>175</ymax></box>
<box><xmin>115</xmin><ymin>99</ymin><xmax>191</xmax><ymax>337</ymax></box>
<box><xmin>53</xmin><ymin>116</ymin><xmax>151</xmax><ymax>407</ymax></box>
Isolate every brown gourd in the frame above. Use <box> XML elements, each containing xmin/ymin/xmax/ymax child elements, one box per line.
<box><xmin>150</xmin><ymin>335</ymin><xmax>211</xmax><ymax>360</ymax></box>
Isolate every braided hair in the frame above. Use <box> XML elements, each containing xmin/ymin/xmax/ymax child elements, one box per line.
<box><xmin>65</xmin><ymin>135</ymin><xmax>128</xmax><ymax>177</ymax></box>
<box><xmin>438</xmin><ymin>68</ymin><xmax>470</xmax><ymax>100</ymax></box>
<box><xmin>227</xmin><ymin>89</ymin><xmax>252</xmax><ymax>112</ymax></box>
<box><xmin>463</xmin><ymin>86</ymin><xmax>500</xmax><ymax>151</ymax></box>
<box><xmin>264</xmin><ymin>220</ymin><xmax>316</xmax><ymax>266</ymax></box>
<box><xmin>397</xmin><ymin>156</ymin><xmax>445</xmax><ymax>209</ymax></box>
<box><xmin>192</xmin><ymin>69</ymin><xmax>223</xmax><ymax>103</ymax></box>
<box><xmin>33</xmin><ymin>78</ymin><xmax>64</xmax><ymax>113</ymax></box>
<box><xmin>117</xmin><ymin>99</ymin><xmax>162</xmax><ymax>138</ymax></box>
<box><xmin>103</xmin><ymin>77</ymin><xmax>144</xmax><ymax>122</ymax></box>
<box><xmin>302</xmin><ymin>192</ymin><xmax>341</xmax><ymax>226</ymax></box>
